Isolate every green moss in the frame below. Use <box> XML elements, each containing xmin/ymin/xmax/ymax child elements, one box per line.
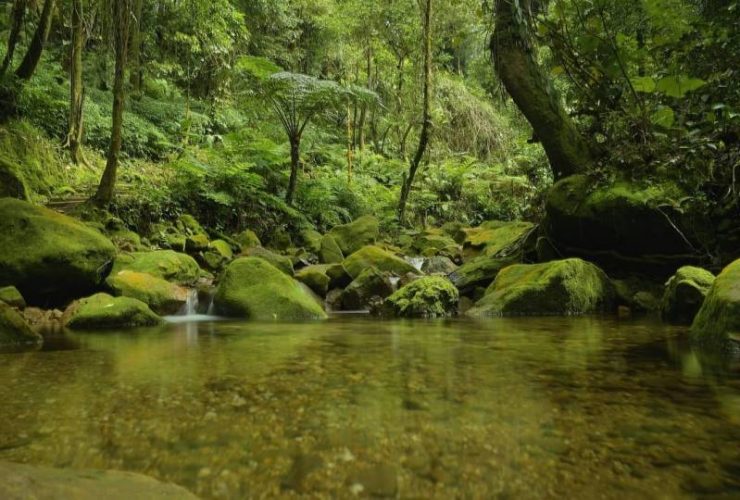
<box><xmin>185</xmin><ymin>233</ymin><xmax>210</xmax><ymax>252</ymax></box>
<box><xmin>0</xmin><ymin>302</ymin><xmax>41</xmax><ymax>345</ymax></box>
<box><xmin>468</xmin><ymin>258</ymin><xmax>616</xmax><ymax>316</ymax></box>
<box><xmin>319</xmin><ymin>234</ymin><xmax>344</xmax><ymax>264</ymax></box>
<box><xmin>328</xmin><ymin>215</ymin><xmax>379</xmax><ymax>255</ymax></box>
<box><xmin>241</xmin><ymin>246</ymin><xmax>294</xmax><ymax>275</ymax></box>
<box><xmin>384</xmin><ymin>276</ymin><xmax>459</xmax><ymax>318</ymax></box>
<box><xmin>690</xmin><ymin>259</ymin><xmax>740</xmax><ymax>346</ymax></box>
<box><xmin>110</xmin><ymin>250</ymin><xmax>200</xmax><ymax>286</ymax></box>
<box><xmin>63</xmin><ymin>293</ymin><xmax>162</xmax><ymax>330</ymax></box>
<box><xmin>106</xmin><ymin>270</ymin><xmax>188</xmax><ymax>315</ymax></box>
<box><xmin>213</xmin><ymin>257</ymin><xmax>327</xmax><ymax>320</ymax></box>
<box><xmin>295</xmin><ymin>265</ymin><xmax>331</xmax><ymax>297</ymax></box>
<box><xmin>0</xmin><ymin>198</ymin><xmax>117</xmax><ymax>305</ymax></box>
<box><xmin>342</xmin><ymin>245</ymin><xmax>418</xmax><ymax>279</ymax></box>
<box><xmin>234</xmin><ymin>229</ymin><xmax>262</xmax><ymax>249</ymax></box>
<box><xmin>661</xmin><ymin>266</ymin><xmax>715</xmax><ymax>324</ymax></box>
<box><xmin>448</xmin><ymin>255</ymin><xmax>517</xmax><ymax>294</ymax></box>
<box><xmin>341</xmin><ymin>267</ymin><xmax>394</xmax><ymax>311</ymax></box>
<box><xmin>0</xmin><ymin>286</ymin><xmax>25</xmax><ymax>308</ymax></box>
<box><xmin>299</xmin><ymin>228</ymin><xmax>323</xmax><ymax>254</ymax></box>
<box><xmin>0</xmin><ymin>155</ymin><xmax>29</xmax><ymax>200</ymax></box>
<box><xmin>464</xmin><ymin>221</ymin><xmax>535</xmax><ymax>257</ymax></box>
<box><xmin>177</xmin><ymin>214</ymin><xmax>205</xmax><ymax>235</ymax></box>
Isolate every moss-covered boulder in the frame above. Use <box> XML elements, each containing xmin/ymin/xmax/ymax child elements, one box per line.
<box><xmin>343</xmin><ymin>246</ymin><xmax>418</xmax><ymax>279</ymax></box>
<box><xmin>0</xmin><ymin>155</ymin><xmax>29</xmax><ymax>200</ymax></box>
<box><xmin>319</xmin><ymin>234</ymin><xmax>344</xmax><ymax>264</ymax></box>
<box><xmin>422</xmin><ymin>256</ymin><xmax>458</xmax><ymax>275</ymax></box>
<box><xmin>241</xmin><ymin>246</ymin><xmax>294</xmax><ymax>275</ymax></box>
<box><xmin>463</xmin><ymin>221</ymin><xmax>536</xmax><ymax>260</ymax></box>
<box><xmin>661</xmin><ymin>266</ymin><xmax>715</xmax><ymax>325</ymax></box>
<box><xmin>0</xmin><ymin>286</ymin><xmax>25</xmax><ymax>308</ymax></box>
<box><xmin>213</xmin><ymin>257</ymin><xmax>327</xmax><ymax>320</ymax></box>
<box><xmin>295</xmin><ymin>265</ymin><xmax>331</xmax><ymax>297</ymax></box>
<box><xmin>111</xmin><ymin>250</ymin><xmax>200</xmax><ymax>286</ymax></box>
<box><xmin>329</xmin><ymin>215</ymin><xmax>379</xmax><ymax>256</ymax></box>
<box><xmin>63</xmin><ymin>293</ymin><xmax>162</xmax><ymax>330</ymax></box>
<box><xmin>613</xmin><ymin>277</ymin><xmax>663</xmax><ymax>313</ymax></box>
<box><xmin>106</xmin><ymin>270</ymin><xmax>188</xmax><ymax>315</ymax></box>
<box><xmin>176</xmin><ymin>214</ymin><xmax>205</xmax><ymax>235</ymax></box>
<box><xmin>544</xmin><ymin>175</ymin><xmax>705</xmax><ymax>277</ymax></box>
<box><xmin>200</xmin><ymin>239</ymin><xmax>234</xmax><ymax>271</ymax></box>
<box><xmin>0</xmin><ymin>198</ymin><xmax>117</xmax><ymax>305</ymax></box>
<box><xmin>383</xmin><ymin>276</ymin><xmax>459</xmax><ymax>318</ymax></box>
<box><xmin>410</xmin><ymin>232</ymin><xmax>461</xmax><ymax>259</ymax></box>
<box><xmin>690</xmin><ymin>259</ymin><xmax>740</xmax><ymax>346</ymax></box>
<box><xmin>299</xmin><ymin>228</ymin><xmax>323</xmax><ymax>254</ymax></box>
<box><xmin>341</xmin><ymin>268</ymin><xmax>394</xmax><ymax>311</ymax></box>
<box><xmin>448</xmin><ymin>255</ymin><xmax>518</xmax><ymax>295</ymax></box>
<box><xmin>235</xmin><ymin>229</ymin><xmax>262</xmax><ymax>249</ymax></box>
<box><xmin>0</xmin><ymin>302</ymin><xmax>42</xmax><ymax>345</ymax></box>
<box><xmin>185</xmin><ymin>233</ymin><xmax>210</xmax><ymax>252</ymax></box>
<box><xmin>468</xmin><ymin>258</ymin><xmax>616</xmax><ymax>316</ymax></box>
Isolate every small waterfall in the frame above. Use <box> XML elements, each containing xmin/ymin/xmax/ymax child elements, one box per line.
<box><xmin>389</xmin><ymin>276</ymin><xmax>401</xmax><ymax>288</ymax></box>
<box><xmin>164</xmin><ymin>289</ymin><xmax>220</xmax><ymax>323</ymax></box>
<box><xmin>406</xmin><ymin>256</ymin><xmax>425</xmax><ymax>272</ymax></box>
<box><xmin>180</xmin><ymin>289</ymin><xmax>199</xmax><ymax>316</ymax></box>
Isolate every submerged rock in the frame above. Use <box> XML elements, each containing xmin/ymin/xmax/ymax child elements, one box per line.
<box><xmin>662</xmin><ymin>266</ymin><xmax>715</xmax><ymax>325</ymax></box>
<box><xmin>106</xmin><ymin>270</ymin><xmax>189</xmax><ymax>315</ymax></box>
<box><xmin>111</xmin><ymin>250</ymin><xmax>200</xmax><ymax>286</ymax></box>
<box><xmin>319</xmin><ymin>234</ymin><xmax>344</xmax><ymax>264</ymax></box>
<box><xmin>0</xmin><ymin>286</ymin><xmax>26</xmax><ymax>308</ymax></box>
<box><xmin>0</xmin><ymin>461</ymin><xmax>198</xmax><ymax>499</ymax></box>
<box><xmin>0</xmin><ymin>302</ymin><xmax>42</xmax><ymax>345</ymax></box>
<box><xmin>328</xmin><ymin>215</ymin><xmax>379</xmax><ymax>256</ymax></box>
<box><xmin>0</xmin><ymin>198</ymin><xmax>116</xmax><ymax>306</ymax></box>
<box><xmin>341</xmin><ymin>268</ymin><xmax>394</xmax><ymax>311</ymax></box>
<box><xmin>468</xmin><ymin>258</ymin><xmax>616</xmax><ymax>316</ymax></box>
<box><xmin>690</xmin><ymin>259</ymin><xmax>740</xmax><ymax>347</ymax></box>
<box><xmin>342</xmin><ymin>246</ymin><xmax>418</xmax><ymax>280</ymax></box>
<box><xmin>241</xmin><ymin>246</ymin><xmax>294</xmax><ymax>275</ymax></box>
<box><xmin>63</xmin><ymin>293</ymin><xmax>162</xmax><ymax>330</ymax></box>
<box><xmin>383</xmin><ymin>276</ymin><xmax>459</xmax><ymax>318</ymax></box>
<box><xmin>213</xmin><ymin>257</ymin><xmax>327</xmax><ymax>320</ymax></box>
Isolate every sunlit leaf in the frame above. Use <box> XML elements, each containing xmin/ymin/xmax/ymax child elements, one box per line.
<box><xmin>651</xmin><ymin>106</ymin><xmax>675</xmax><ymax>128</ymax></box>
<box><xmin>656</xmin><ymin>75</ymin><xmax>706</xmax><ymax>98</ymax></box>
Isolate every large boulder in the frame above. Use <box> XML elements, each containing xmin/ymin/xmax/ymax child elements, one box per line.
<box><xmin>0</xmin><ymin>199</ymin><xmax>116</xmax><ymax>305</ymax></box>
<box><xmin>235</xmin><ymin>229</ymin><xmax>262</xmax><ymax>249</ymax></box>
<box><xmin>106</xmin><ymin>270</ymin><xmax>189</xmax><ymax>315</ymax></box>
<box><xmin>343</xmin><ymin>246</ymin><xmax>418</xmax><ymax>279</ymax></box>
<box><xmin>463</xmin><ymin>221</ymin><xmax>536</xmax><ymax>260</ymax></box>
<box><xmin>110</xmin><ymin>250</ymin><xmax>200</xmax><ymax>286</ymax></box>
<box><xmin>661</xmin><ymin>266</ymin><xmax>715</xmax><ymax>325</ymax></box>
<box><xmin>213</xmin><ymin>257</ymin><xmax>327</xmax><ymax>320</ymax></box>
<box><xmin>468</xmin><ymin>258</ymin><xmax>616</xmax><ymax>316</ymax></box>
<box><xmin>0</xmin><ymin>302</ymin><xmax>42</xmax><ymax>345</ymax></box>
<box><xmin>241</xmin><ymin>246</ymin><xmax>294</xmax><ymax>275</ymax></box>
<box><xmin>543</xmin><ymin>175</ymin><xmax>706</xmax><ymax>277</ymax></box>
<box><xmin>448</xmin><ymin>256</ymin><xmax>519</xmax><ymax>296</ymax></box>
<box><xmin>295</xmin><ymin>265</ymin><xmax>331</xmax><ymax>297</ymax></box>
<box><xmin>0</xmin><ymin>461</ymin><xmax>198</xmax><ymax>499</ymax></box>
<box><xmin>328</xmin><ymin>215</ymin><xmax>379</xmax><ymax>256</ymax></box>
<box><xmin>383</xmin><ymin>276</ymin><xmax>459</xmax><ymax>318</ymax></box>
<box><xmin>341</xmin><ymin>268</ymin><xmax>394</xmax><ymax>311</ymax></box>
<box><xmin>690</xmin><ymin>259</ymin><xmax>740</xmax><ymax>347</ymax></box>
<box><xmin>63</xmin><ymin>293</ymin><xmax>162</xmax><ymax>330</ymax></box>
<box><xmin>422</xmin><ymin>256</ymin><xmax>458</xmax><ymax>275</ymax></box>
<box><xmin>319</xmin><ymin>234</ymin><xmax>344</xmax><ymax>264</ymax></box>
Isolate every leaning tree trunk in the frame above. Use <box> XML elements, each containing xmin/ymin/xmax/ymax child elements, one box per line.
<box><xmin>285</xmin><ymin>136</ymin><xmax>301</xmax><ymax>205</ymax></box>
<box><xmin>398</xmin><ymin>0</ymin><xmax>433</xmax><ymax>223</ymax></box>
<box><xmin>492</xmin><ymin>0</ymin><xmax>594</xmax><ymax>180</ymax></box>
<box><xmin>67</xmin><ymin>0</ymin><xmax>85</xmax><ymax>164</ymax></box>
<box><xmin>15</xmin><ymin>0</ymin><xmax>56</xmax><ymax>80</ymax></box>
<box><xmin>0</xmin><ymin>0</ymin><xmax>26</xmax><ymax>76</ymax></box>
<box><xmin>94</xmin><ymin>0</ymin><xmax>131</xmax><ymax>207</ymax></box>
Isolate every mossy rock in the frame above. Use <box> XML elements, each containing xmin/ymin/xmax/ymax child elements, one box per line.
<box><xmin>319</xmin><ymin>234</ymin><xmax>344</xmax><ymax>264</ymax></box>
<box><xmin>63</xmin><ymin>293</ymin><xmax>162</xmax><ymax>330</ymax></box>
<box><xmin>106</xmin><ymin>270</ymin><xmax>188</xmax><ymax>315</ymax></box>
<box><xmin>295</xmin><ymin>265</ymin><xmax>331</xmax><ymax>297</ymax></box>
<box><xmin>210</xmin><ymin>239</ymin><xmax>234</xmax><ymax>260</ymax></box>
<box><xmin>0</xmin><ymin>286</ymin><xmax>25</xmax><ymax>308</ymax></box>
<box><xmin>448</xmin><ymin>255</ymin><xmax>518</xmax><ymax>295</ymax></box>
<box><xmin>0</xmin><ymin>198</ymin><xmax>116</xmax><ymax>306</ymax></box>
<box><xmin>0</xmin><ymin>155</ymin><xmax>29</xmax><ymax>200</ymax></box>
<box><xmin>422</xmin><ymin>256</ymin><xmax>458</xmax><ymax>275</ymax></box>
<box><xmin>241</xmin><ymin>246</ymin><xmax>294</xmax><ymax>275</ymax></box>
<box><xmin>201</xmin><ymin>239</ymin><xmax>234</xmax><ymax>271</ymax></box>
<box><xmin>342</xmin><ymin>245</ymin><xmax>418</xmax><ymax>280</ymax></box>
<box><xmin>412</xmin><ymin>233</ymin><xmax>459</xmax><ymax>255</ymax></box>
<box><xmin>266</xmin><ymin>227</ymin><xmax>293</xmax><ymax>251</ymax></box>
<box><xmin>298</xmin><ymin>228</ymin><xmax>323</xmax><ymax>254</ymax></box>
<box><xmin>341</xmin><ymin>267</ymin><xmax>394</xmax><ymax>311</ymax></box>
<box><xmin>690</xmin><ymin>259</ymin><xmax>740</xmax><ymax>347</ymax></box>
<box><xmin>110</xmin><ymin>250</ymin><xmax>200</xmax><ymax>286</ymax></box>
<box><xmin>108</xmin><ymin>228</ymin><xmax>142</xmax><ymax>251</ymax></box>
<box><xmin>329</xmin><ymin>215</ymin><xmax>379</xmax><ymax>256</ymax></box>
<box><xmin>235</xmin><ymin>229</ymin><xmax>262</xmax><ymax>249</ymax></box>
<box><xmin>383</xmin><ymin>276</ymin><xmax>459</xmax><ymax>318</ymax></box>
<box><xmin>185</xmin><ymin>233</ymin><xmax>210</xmax><ymax>252</ymax></box>
<box><xmin>544</xmin><ymin>175</ymin><xmax>706</xmax><ymax>277</ymax></box>
<box><xmin>213</xmin><ymin>257</ymin><xmax>327</xmax><ymax>321</ymax></box>
<box><xmin>661</xmin><ymin>266</ymin><xmax>715</xmax><ymax>325</ymax></box>
<box><xmin>613</xmin><ymin>276</ymin><xmax>664</xmax><ymax>313</ymax></box>
<box><xmin>463</xmin><ymin>221</ymin><xmax>535</xmax><ymax>259</ymax></box>
<box><xmin>176</xmin><ymin>214</ymin><xmax>205</xmax><ymax>235</ymax></box>
<box><xmin>468</xmin><ymin>258</ymin><xmax>616</xmax><ymax>316</ymax></box>
<box><xmin>0</xmin><ymin>302</ymin><xmax>41</xmax><ymax>345</ymax></box>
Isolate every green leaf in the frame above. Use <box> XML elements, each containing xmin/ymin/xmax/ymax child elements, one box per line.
<box><xmin>656</xmin><ymin>75</ymin><xmax>706</xmax><ymax>98</ymax></box>
<box><xmin>631</xmin><ymin>76</ymin><xmax>656</xmax><ymax>93</ymax></box>
<box><xmin>651</xmin><ymin>106</ymin><xmax>675</xmax><ymax>128</ymax></box>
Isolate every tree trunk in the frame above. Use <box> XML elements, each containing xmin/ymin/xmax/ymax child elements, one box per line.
<box><xmin>67</xmin><ymin>0</ymin><xmax>85</xmax><ymax>164</ymax></box>
<box><xmin>398</xmin><ymin>0</ymin><xmax>433</xmax><ymax>223</ymax></box>
<box><xmin>346</xmin><ymin>102</ymin><xmax>353</xmax><ymax>184</ymax></box>
<box><xmin>129</xmin><ymin>0</ymin><xmax>143</xmax><ymax>92</ymax></box>
<box><xmin>492</xmin><ymin>0</ymin><xmax>594</xmax><ymax>180</ymax></box>
<box><xmin>0</xmin><ymin>0</ymin><xmax>26</xmax><ymax>76</ymax></box>
<box><xmin>286</xmin><ymin>136</ymin><xmax>301</xmax><ymax>205</ymax></box>
<box><xmin>15</xmin><ymin>0</ymin><xmax>56</xmax><ymax>80</ymax></box>
<box><xmin>94</xmin><ymin>0</ymin><xmax>131</xmax><ymax>207</ymax></box>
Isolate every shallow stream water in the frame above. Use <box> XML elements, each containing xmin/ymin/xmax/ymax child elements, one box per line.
<box><xmin>1</xmin><ymin>316</ymin><xmax>739</xmax><ymax>498</ymax></box>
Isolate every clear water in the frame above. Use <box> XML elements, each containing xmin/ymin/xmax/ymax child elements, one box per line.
<box><xmin>1</xmin><ymin>316</ymin><xmax>739</xmax><ymax>499</ymax></box>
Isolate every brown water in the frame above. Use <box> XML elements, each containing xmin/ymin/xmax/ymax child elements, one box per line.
<box><xmin>1</xmin><ymin>316</ymin><xmax>739</xmax><ymax>499</ymax></box>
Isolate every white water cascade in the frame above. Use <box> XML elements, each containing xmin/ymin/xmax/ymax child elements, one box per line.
<box><xmin>406</xmin><ymin>256</ymin><xmax>425</xmax><ymax>272</ymax></box>
<box><xmin>164</xmin><ymin>289</ymin><xmax>219</xmax><ymax>323</ymax></box>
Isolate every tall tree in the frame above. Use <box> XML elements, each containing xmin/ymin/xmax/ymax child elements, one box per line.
<box><xmin>398</xmin><ymin>0</ymin><xmax>433</xmax><ymax>223</ymax></box>
<box><xmin>94</xmin><ymin>0</ymin><xmax>132</xmax><ymax>206</ymax></box>
<box><xmin>128</xmin><ymin>0</ymin><xmax>144</xmax><ymax>93</ymax></box>
<box><xmin>491</xmin><ymin>0</ymin><xmax>594</xmax><ymax>179</ymax></box>
<box><xmin>0</xmin><ymin>0</ymin><xmax>26</xmax><ymax>76</ymax></box>
<box><xmin>66</xmin><ymin>0</ymin><xmax>86</xmax><ymax>164</ymax></box>
<box><xmin>15</xmin><ymin>0</ymin><xmax>56</xmax><ymax>80</ymax></box>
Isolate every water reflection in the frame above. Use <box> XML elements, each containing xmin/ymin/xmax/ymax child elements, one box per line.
<box><xmin>0</xmin><ymin>316</ymin><xmax>738</xmax><ymax>498</ymax></box>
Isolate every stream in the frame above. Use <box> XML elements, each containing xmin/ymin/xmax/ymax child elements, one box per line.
<box><xmin>0</xmin><ymin>316</ymin><xmax>739</xmax><ymax>498</ymax></box>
